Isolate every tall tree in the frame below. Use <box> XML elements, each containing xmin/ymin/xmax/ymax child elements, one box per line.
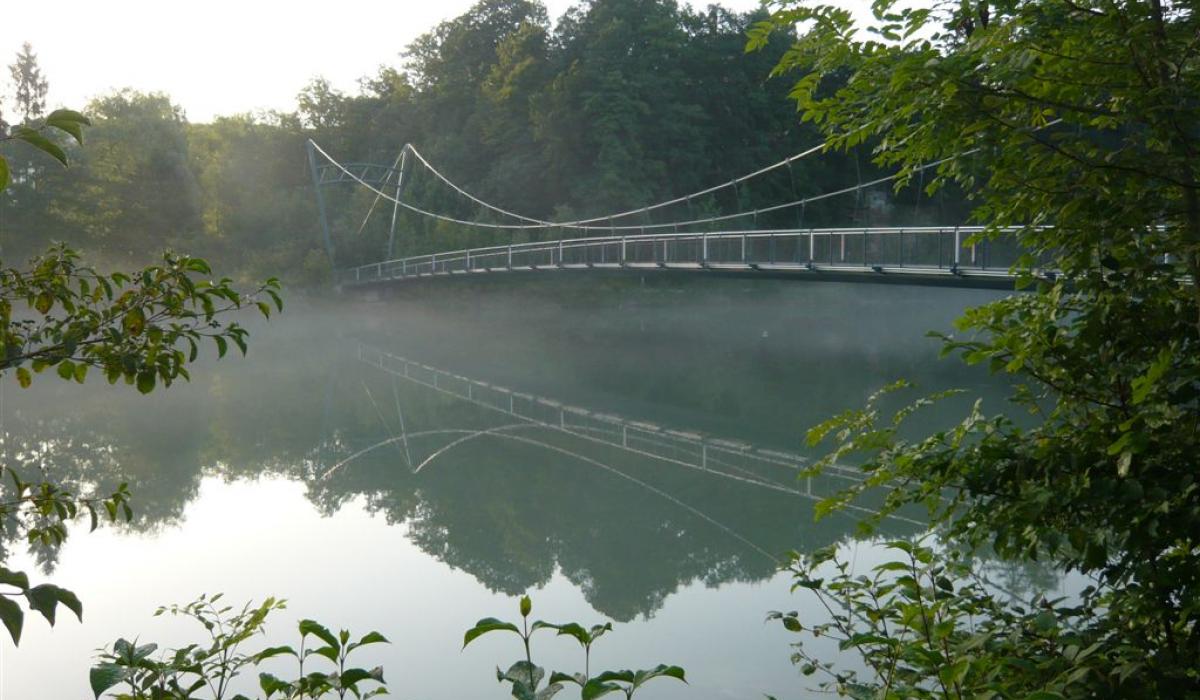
<box><xmin>753</xmin><ymin>0</ymin><xmax>1200</xmax><ymax>695</ymax></box>
<box><xmin>8</xmin><ymin>42</ymin><xmax>48</xmax><ymax>123</ymax></box>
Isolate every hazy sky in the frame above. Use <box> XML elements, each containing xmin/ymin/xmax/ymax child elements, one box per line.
<box><xmin>1</xmin><ymin>0</ymin><xmax>768</xmax><ymax>123</ymax></box>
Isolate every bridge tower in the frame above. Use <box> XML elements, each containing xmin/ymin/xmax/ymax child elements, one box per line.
<box><xmin>306</xmin><ymin>140</ymin><xmax>407</xmax><ymax>267</ymax></box>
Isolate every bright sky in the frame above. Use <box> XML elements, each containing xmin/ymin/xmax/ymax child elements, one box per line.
<box><xmin>1</xmin><ymin>0</ymin><xmax>771</xmax><ymax>123</ymax></box>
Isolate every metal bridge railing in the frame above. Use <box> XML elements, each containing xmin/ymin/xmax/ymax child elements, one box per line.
<box><xmin>341</xmin><ymin>226</ymin><xmax>1036</xmax><ymax>286</ymax></box>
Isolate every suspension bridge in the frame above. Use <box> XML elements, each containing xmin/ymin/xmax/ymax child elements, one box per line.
<box><xmin>306</xmin><ymin>138</ymin><xmax>1049</xmax><ymax>291</ymax></box>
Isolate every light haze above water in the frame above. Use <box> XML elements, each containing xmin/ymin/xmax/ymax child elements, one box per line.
<box><xmin>1</xmin><ymin>275</ymin><xmax>1020</xmax><ymax>699</ymax></box>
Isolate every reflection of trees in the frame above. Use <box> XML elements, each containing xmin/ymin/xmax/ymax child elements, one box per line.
<box><xmin>313</xmin><ymin>367</ymin><xmax>919</xmax><ymax>621</ymax></box>
<box><xmin>1</xmin><ymin>286</ymin><xmax>1033</xmax><ymax>621</ymax></box>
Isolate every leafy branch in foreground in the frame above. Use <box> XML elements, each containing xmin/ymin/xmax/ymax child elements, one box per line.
<box><xmin>0</xmin><ymin>429</ymin><xmax>134</xmax><ymax>648</ymax></box>
<box><xmin>770</xmin><ymin>539</ymin><xmax>1099</xmax><ymax>699</ymax></box>
<box><xmin>463</xmin><ymin>595</ymin><xmax>685</xmax><ymax>699</ymax></box>
<box><xmin>1</xmin><ymin>244</ymin><xmax>282</xmax><ymax>392</ymax></box>
<box><xmin>2</xmin><ymin>102</ymin><xmax>285</xmax><ymax>658</ymax></box>
<box><xmin>752</xmin><ymin>0</ymin><xmax>1200</xmax><ymax>695</ymax></box>
<box><xmin>90</xmin><ymin>593</ymin><xmax>389</xmax><ymax>699</ymax></box>
<box><xmin>0</xmin><ymin>107</ymin><xmax>91</xmax><ymax>191</ymax></box>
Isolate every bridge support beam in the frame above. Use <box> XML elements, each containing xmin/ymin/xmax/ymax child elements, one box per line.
<box><xmin>306</xmin><ymin>140</ymin><xmax>336</xmax><ymax>265</ymax></box>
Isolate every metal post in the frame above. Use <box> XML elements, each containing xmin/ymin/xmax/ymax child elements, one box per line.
<box><xmin>809</xmin><ymin>229</ymin><xmax>816</xmax><ymax>262</ymax></box>
<box><xmin>558</xmin><ymin>240</ymin><xmax>564</xmax><ymax>266</ymax></box>
<box><xmin>386</xmin><ymin>149</ymin><xmax>406</xmax><ymax>260</ymax></box>
<box><xmin>507</xmin><ymin>244</ymin><xmax>513</xmax><ymax>268</ymax></box>
<box><xmin>621</xmin><ymin>236</ymin><xmax>627</xmax><ymax>263</ymax></box>
<box><xmin>741</xmin><ymin>233</ymin><xmax>747</xmax><ymax>262</ymax></box>
<box><xmin>663</xmin><ymin>238</ymin><xmax>668</xmax><ymax>263</ymax></box>
<box><xmin>954</xmin><ymin>227</ymin><xmax>962</xmax><ymax>266</ymax></box>
<box><xmin>465</xmin><ymin>249</ymin><xmax>471</xmax><ymax>271</ymax></box>
<box><xmin>702</xmin><ymin>233</ymin><xmax>708</xmax><ymax>263</ymax></box>
<box><xmin>840</xmin><ymin>233</ymin><xmax>846</xmax><ymax>262</ymax></box>
<box><xmin>305</xmin><ymin>140</ymin><xmax>337</xmax><ymax>266</ymax></box>
<box><xmin>432</xmin><ymin>253</ymin><xmax>438</xmax><ymax>274</ymax></box>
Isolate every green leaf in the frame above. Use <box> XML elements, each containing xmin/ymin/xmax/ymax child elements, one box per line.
<box><xmin>340</xmin><ymin>666</ymin><xmax>384</xmax><ymax>688</ymax></box>
<box><xmin>298</xmin><ymin>619</ymin><xmax>339</xmax><ymax>648</ymax></box>
<box><xmin>45</xmin><ymin>108</ymin><xmax>91</xmax><ymax>126</ymax></box>
<box><xmin>123</xmin><ymin>307</ymin><xmax>146</xmax><ymax>336</ymax></box>
<box><xmin>45</xmin><ymin>109</ymin><xmax>91</xmax><ymax>144</ymax></box>
<box><xmin>499</xmin><ymin>660</ymin><xmax>544</xmax><ymax>689</ymax></box>
<box><xmin>34</xmin><ymin>292</ymin><xmax>53</xmax><ymax>314</ymax></box>
<box><xmin>549</xmin><ymin>671</ymin><xmax>585</xmax><ymax>686</ymax></box>
<box><xmin>16</xmin><ymin>367</ymin><xmax>31</xmax><ymax>388</ymax></box>
<box><xmin>0</xmin><ymin>595</ymin><xmax>23</xmax><ymax>645</ymax></box>
<box><xmin>136</xmin><ymin>371</ymin><xmax>155</xmax><ymax>394</ymax></box>
<box><xmin>463</xmin><ymin>617</ymin><xmax>521</xmax><ymax>648</ymax></box>
<box><xmin>632</xmin><ymin>665</ymin><xmax>686</xmax><ymax>689</ymax></box>
<box><xmin>13</xmin><ymin>127</ymin><xmax>68</xmax><ymax>166</ymax></box>
<box><xmin>26</xmin><ymin>584</ymin><xmax>63</xmax><ymax>625</ymax></box>
<box><xmin>0</xmin><ymin>156</ymin><xmax>8</xmax><ymax>192</ymax></box>
<box><xmin>581</xmin><ymin>679</ymin><xmax>622</xmax><ymax>700</ymax></box>
<box><xmin>57</xmin><ymin>359</ymin><xmax>76</xmax><ymax>381</ymax></box>
<box><xmin>56</xmin><ymin>587</ymin><xmax>83</xmax><ymax>622</ymax></box>
<box><xmin>0</xmin><ymin>567</ymin><xmax>30</xmax><ymax>591</ymax></box>
<box><xmin>349</xmin><ymin>630</ymin><xmax>389</xmax><ymax>650</ymax></box>
<box><xmin>255</xmin><ymin>645</ymin><xmax>298</xmax><ymax>661</ymax></box>
<box><xmin>520</xmin><ymin>595</ymin><xmax>532</xmax><ymax>617</ymax></box>
<box><xmin>90</xmin><ymin>663</ymin><xmax>129</xmax><ymax>699</ymax></box>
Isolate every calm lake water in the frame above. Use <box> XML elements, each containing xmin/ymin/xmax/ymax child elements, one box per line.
<box><xmin>2</xmin><ymin>274</ymin><xmax>1016</xmax><ymax>699</ymax></box>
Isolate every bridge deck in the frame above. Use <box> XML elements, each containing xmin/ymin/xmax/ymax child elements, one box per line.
<box><xmin>341</xmin><ymin>227</ymin><xmax>1043</xmax><ymax>291</ymax></box>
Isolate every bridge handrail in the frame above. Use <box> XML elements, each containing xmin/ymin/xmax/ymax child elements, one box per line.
<box><xmin>343</xmin><ymin>225</ymin><xmax>1019</xmax><ymax>280</ymax></box>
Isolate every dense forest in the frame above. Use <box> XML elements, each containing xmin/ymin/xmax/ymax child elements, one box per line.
<box><xmin>0</xmin><ymin>0</ymin><xmax>967</xmax><ymax>287</ymax></box>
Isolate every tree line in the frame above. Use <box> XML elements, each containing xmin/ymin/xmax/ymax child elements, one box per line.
<box><xmin>1</xmin><ymin>0</ymin><xmax>970</xmax><ymax>286</ymax></box>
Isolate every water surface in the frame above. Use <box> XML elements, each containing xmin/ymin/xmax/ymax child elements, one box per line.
<box><xmin>2</xmin><ymin>275</ymin><xmax>1008</xmax><ymax>699</ymax></box>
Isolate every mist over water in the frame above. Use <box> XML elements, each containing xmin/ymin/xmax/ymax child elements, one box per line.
<box><xmin>1</xmin><ymin>275</ymin><xmax>1010</xmax><ymax>699</ymax></box>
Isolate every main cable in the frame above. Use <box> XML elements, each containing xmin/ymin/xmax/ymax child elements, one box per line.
<box><xmin>403</xmin><ymin>139</ymin><xmax>830</xmax><ymax>226</ymax></box>
<box><xmin>309</xmin><ymin>138</ymin><xmax>961</xmax><ymax>233</ymax></box>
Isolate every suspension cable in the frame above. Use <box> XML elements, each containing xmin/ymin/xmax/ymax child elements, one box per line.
<box><xmin>308</xmin><ymin>139</ymin><xmax>968</xmax><ymax>233</ymax></box>
<box><xmin>402</xmin><ymin>139</ymin><xmax>831</xmax><ymax>227</ymax></box>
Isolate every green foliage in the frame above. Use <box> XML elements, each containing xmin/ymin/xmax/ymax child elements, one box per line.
<box><xmin>0</xmin><ymin>244</ymin><xmax>281</xmax><ymax>390</ymax></box>
<box><xmin>4</xmin><ymin>0</ymin><xmax>917</xmax><ymax>278</ymax></box>
<box><xmin>0</xmin><ymin>462</ymin><xmax>133</xmax><ymax>646</ymax></box>
<box><xmin>463</xmin><ymin>596</ymin><xmax>684</xmax><ymax>699</ymax></box>
<box><xmin>771</xmin><ymin>539</ymin><xmax>1103</xmax><ymax>699</ymax></box>
<box><xmin>0</xmin><ymin>99</ymin><xmax>283</xmax><ymax>670</ymax></box>
<box><xmin>755</xmin><ymin>0</ymin><xmax>1200</xmax><ymax>696</ymax></box>
<box><xmin>90</xmin><ymin>594</ymin><xmax>389</xmax><ymax>700</ymax></box>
